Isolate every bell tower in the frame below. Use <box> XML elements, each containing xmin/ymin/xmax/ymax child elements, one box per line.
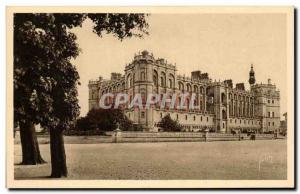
<box><xmin>248</xmin><ymin>64</ymin><xmax>256</xmax><ymax>86</ymax></box>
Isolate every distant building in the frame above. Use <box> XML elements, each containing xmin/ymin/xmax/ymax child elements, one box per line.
<box><xmin>89</xmin><ymin>50</ymin><xmax>281</xmax><ymax>133</ymax></box>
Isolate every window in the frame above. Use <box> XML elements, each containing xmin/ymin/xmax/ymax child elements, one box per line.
<box><xmin>207</xmin><ymin>117</ymin><xmax>209</xmax><ymax>122</ymax></box>
<box><xmin>169</xmin><ymin>79</ymin><xmax>173</xmax><ymax>88</ymax></box>
<box><xmin>194</xmin><ymin>85</ymin><xmax>198</xmax><ymax>93</ymax></box>
<box><xmin>185</xmin><ymin>115</ymin><xmax>188</xmax><ymax>120</ymax></box>
<box><xmin>187</xmin><ymin>84</ymin><xmax>191</xmax><ymax>92</ymax></box>
<box><xmin>268</xmin><ymin>112</ymin><xmax>270</xmax><ymax>117</ymax></box>
<box><xmin>272</xmin><ymin>100</ymin><xmax>274</xmax><ymax>104</ymax></box>
<box><xmin>200</xmin><ymin>116</ymin><xmax>203</xmax><ymax>121</ymax></box>
<box><xmin>141</xmin><ymin>111</ymin><xmax>145</xmax><ymax>118</ymax></box>
<box><xmin>272</xmin><ymin>122</ymin><xmax>274</xmax><ymax>126</ymax></box>
<box><xmin>268</xmin><ymin>100</ymin><xmax>270</xmax><ymax>103</ymax></box>
<box><xmin>160</xmin><ymin>113</ymin><xmax>163</xmax><ymax>118</ymax></box>
<box><xmin>272</xmin><ymin>112</ymin><xmax>275</xmax><ymax>117</ymax></box>
<box><xmin>240</xmin><ymin>120</ymin><xmax>241</xmax><ymax>124</ymax></box>
<box><xmin>160</xmin><ymin>77</ymin><xmax>165</xmax><ymax>87</ymax></box>
<box><xmin>268</xmin><ymin>122</ymin><xmax>270</xmax><ymax>126</ymax></box>
<box><xmin>176</xmin><ymin>114</ymin><xmax>178</xmax><ymax>120</ymax></box>
<box><xmin>179</xmin><ymin>82</ymin><xmax>184</xmax><ymax>91</ymax></box>
<box><xmin>193</xmin><ymin>116</ymin><xmax>196</xmax><ymax>121</ymax></box>
<box><xmin>140</xmin><ymin>71</ymin><xmax>145</xmax><ymax>80</ymax></box>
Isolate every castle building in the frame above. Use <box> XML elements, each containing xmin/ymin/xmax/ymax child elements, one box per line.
<box><xmin>88</xmin><ymin>50</ymin><xmax>280</xmax><ymax>133</ymax></box>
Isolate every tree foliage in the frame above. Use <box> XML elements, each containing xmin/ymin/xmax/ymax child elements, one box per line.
<box><xmin>77</xmin><ymin>108</ymin><xmax>133</xmax><ymax>131</ymax></box>
<box><xmin>158</xmin><ymin>114</ymin><xmax>182</xmax><ymax>132</ymax></box>
<box><xmin>14</xmin><ymin>13</ymin><xmax>149</xmax><ymax>131</ymax></box>
<box><xmin>14</xmin><ymin>13</ymin><xmax>149</xmax><ymax>176</ymax></box>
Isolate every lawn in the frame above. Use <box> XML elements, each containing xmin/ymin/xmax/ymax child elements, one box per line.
<box><xmin>14</xmin><ymin>139</ymin><xmax>287</xmax><ymax>180</ymax></box>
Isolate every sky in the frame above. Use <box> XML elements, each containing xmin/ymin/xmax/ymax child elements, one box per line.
<box><xmin>71</xmin><ymin>13</ymin><xmax>287</xmax><ymax>118</ymax></box>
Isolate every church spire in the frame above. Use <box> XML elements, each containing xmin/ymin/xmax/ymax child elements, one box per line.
<box><xmin>248</xmin><ymin>64</ymin><xmax>256</xmax><ymax>86</ymax></box>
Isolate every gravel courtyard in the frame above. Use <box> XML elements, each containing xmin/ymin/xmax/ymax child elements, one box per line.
<box><xmin>14</xmin><ymin>140</ymin><xmax>287</xmax><ymax>180</ymax></box>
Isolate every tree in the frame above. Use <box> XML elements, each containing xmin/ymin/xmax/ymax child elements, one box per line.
<box><xmin>75</xmin><ymin>117</ymin><xmax>96</xmax><ymax>131</ymax></box>
<box><xmin>86</xmin><ymin>108</ymin><xmax>133</xmax><ymax>131</ymax></box>
<box><xmin>158</xmin><ymin>114</ymin><xmax>182</xmax><ymax>132</ymax></box>
<box><xmin>14</xmin><ymin>13</ymin><xmax>148</xmax><ymax>177</ymax></box>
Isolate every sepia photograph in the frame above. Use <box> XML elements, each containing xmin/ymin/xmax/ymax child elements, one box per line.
<box><xmin>6</xmin><ymin>6</ymin><xmax>294</xmax><ymax>188</ymax></box>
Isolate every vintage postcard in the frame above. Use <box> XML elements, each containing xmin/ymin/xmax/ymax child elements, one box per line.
<box><xmin>6</xmin><ymin>6</ymin><xmax>294</xmax><ymax>188</ymax></box>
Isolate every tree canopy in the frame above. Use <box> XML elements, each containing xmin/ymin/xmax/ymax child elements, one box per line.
<box><xmin>158</xmin><ymin>114</ymin><xmax>182</xmax><ymax>132</ymax></box>
<box><xmin>14</xmin><ymin>13</ymin><xmax>149</xmax><ymax>130</ymax></box>
<box><xmin>14</xmin><ymin>13</ymin><xmax>149</xmax><ymax>176</ymax></box>
<box><xmin>76</xmin><ymin>108</ymin><xmax>133</xmax><ymax>131</ymax></box>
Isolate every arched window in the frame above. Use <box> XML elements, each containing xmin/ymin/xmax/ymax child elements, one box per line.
<box><xmin>153</xmin><ymin>70</ymin><xmax>158</xmax><ymax>86</ymax></box>
<box><xmin>187</xmin><ymin>83</ymin><xmax>192</xmax><ymax>92</ymax></box>
<box><xmin>168</xmin><ymin>74</ymin><xmax>175</xmax><ymax>89</ymax></box>
<box><xmin>169</xmin><ymin>78</ymin><xmax>173</xmax><ymax>88</ymax></box>
<box><xmin>160</xmin><ymin>72</ymin><xmax>166</xmax><ymax>87</ymax></box>
<box><xmin>194</xmin><ymin>85</ymin><xmax>198</xmax><ymax>93</ymax></box>
<box><xmin>221</xmin><ymin>93</ymin><xmax>226</xmax><ymax>104</ymax></box>
<box><xmin>178</xmin><ymin>82</ymin><xmax>184</xmax><ymax>91</ymax></box>
<box><xmin>126</xmin><ymin>74</ymin><xmax>132</xmax><ymax>88</ymax></box>
<box><xmin>200</xmin><ymin>86</ymin><xmax>204</xmax><ymax>94</ymax></box>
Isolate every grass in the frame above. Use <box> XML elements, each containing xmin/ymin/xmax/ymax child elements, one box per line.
<box><xmin>14</xmin><ymin>139</ymin><xmax>287</xmax><ymax>180</ymax></box>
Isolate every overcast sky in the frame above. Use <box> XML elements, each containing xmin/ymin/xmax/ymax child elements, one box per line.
<box><xmin>71</xmin><ymin>13</ymin><xmax>287</xmax><ymax>117</ymax></box>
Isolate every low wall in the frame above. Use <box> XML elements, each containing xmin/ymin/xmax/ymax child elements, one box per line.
<box><xmin>116</xmin><ymin>132</ymin><xmax>206</xmax><ymax>143</ymax></box>
<box><xmin>110</xmin><ymin>131</ymin><xmax>281</xmax><ymax>143</ymax></box>
<box><xmin>13</xmin><ymin>132</ymin><xmax>283</xmax><ymax>145</ymax></box>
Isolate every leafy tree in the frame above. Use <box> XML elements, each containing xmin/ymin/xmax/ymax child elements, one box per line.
<box><xmin>75</xmin><ymin>117</ymin><xmax>96</xmax><ymax>131</ymax></box>
<box><xmin>14</xmin><ymin>13</ymin><xmax>148</xmax><ymax>177</ymax></box>
<box><xmin>158</xmin><ymin>114</ymin><xmax>182</xmax><ymax>132</ymax></box>
<box><xmin>86</xmin><ymin>108</ymin><xmax>133</xmax><ymax>131</ymax></box>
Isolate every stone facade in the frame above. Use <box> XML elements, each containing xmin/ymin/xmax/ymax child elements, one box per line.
<box><xmin>88</xmin><ymin>50</ymin><xmax>280</xmax><ymax>133</ymax></box>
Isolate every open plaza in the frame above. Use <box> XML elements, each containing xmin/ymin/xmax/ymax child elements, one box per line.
<box><xmin>14</xmin><ymin>139</ymin><xmax>287</xmax><ymax>180</ymax></box>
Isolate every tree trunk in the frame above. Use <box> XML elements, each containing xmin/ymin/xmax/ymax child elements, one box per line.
<box><xmin>49</xmin><ymin>127</ymin><xmax>67</xmax><ymax>178</ymax></box>
<box><xmin>19</xmin><ymin>121</ymin><xmax>45</xmax><ymax>165</ymax></box>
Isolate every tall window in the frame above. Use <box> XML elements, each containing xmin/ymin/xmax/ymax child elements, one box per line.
<box><xmin>140</xmin><ymin>71</ymin><xmax>145</xmax><ymax>80</ymax></box>
<box><xmin>160</xmin><ymin>76</ymin><xmax>165</xmax><ymax>87</ymax></box>
<box><xmin>169</xmin><ymin>74</ymin><xmax>175</xmax><ymax>89</ymax></box>
<box><xmin>194</xmin><ymin>85</ymin><xmax>198</xmax><ymax>93</ymax></box>
<box><xmin>169</xmin><ymin>78</ymin><xmax>173</xmax><ymax>88</ymax></box>
<box><xmin>153</xmin><ymin>70</ymin><xmax>158</xmax><ymax>86</ymax></box>
<box><xmin>160</xmin><ymin>72</ymin><xmax>166</xmax><ymax>87</ymax></box>
<box><xmin>187</xmin><ymin>84</ymin><xmax>191</xmax><ymax>92</ymax></box>
<box><xmin>179</xmin><ymin>82</ymin><xmax>184</xmax><ymax>91</ymax></box>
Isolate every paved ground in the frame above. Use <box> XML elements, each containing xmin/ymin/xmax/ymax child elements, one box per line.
<box><xmin>14</xmin><ymin>140</ymin><xmax>287</xmax><ymax>180</ymax></box>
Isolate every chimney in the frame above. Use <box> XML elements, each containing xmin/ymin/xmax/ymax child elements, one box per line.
<box><xmin>268</xmin><ymin>79</ymin><xmax>271</xmax><ymax>85</ymax></box>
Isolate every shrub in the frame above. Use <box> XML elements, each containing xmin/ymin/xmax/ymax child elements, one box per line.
<box><xmin>158</xmin><ymin>114</ymin><xmax>182</xmax><ymax>132</ymax></box>
<box><xmin>76</xmin><ymin>108</ymin><xmax>133</xmax><ymax>132</ymax></box>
